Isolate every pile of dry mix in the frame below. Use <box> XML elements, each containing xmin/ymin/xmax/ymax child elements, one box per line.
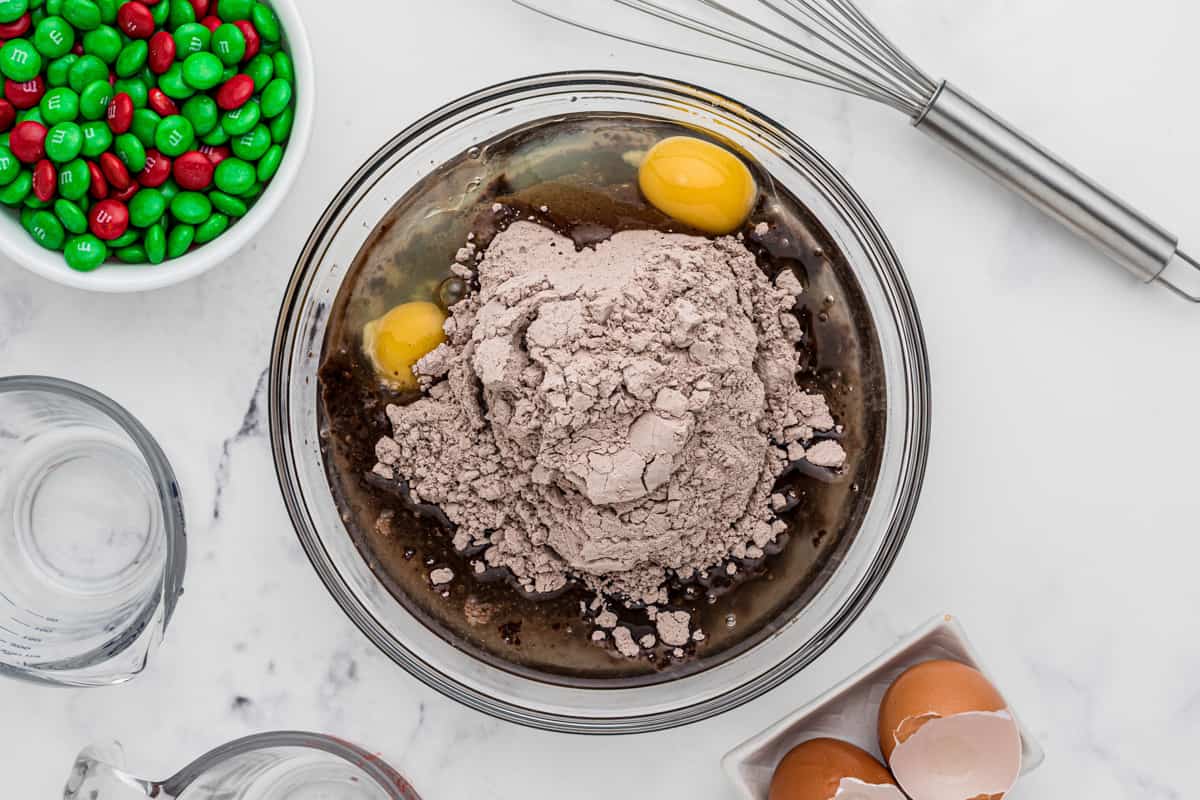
<box><xmin>372</xmin><ymin>220</ymin><xmax>845</xmax><ymax>653</ymax></box>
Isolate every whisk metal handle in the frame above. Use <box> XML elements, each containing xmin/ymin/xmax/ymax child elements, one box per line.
<box><xmin>915</xmin><ymin>82</ymin><xmax>1200</xmax><ymax>301</ymax></box>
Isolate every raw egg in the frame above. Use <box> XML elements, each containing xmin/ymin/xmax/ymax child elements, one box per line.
<box><xmin>638</xmin><ymin>136</ymin><xmax>758</xmax><ymax>234</ymax></box>
<box><xmin>362</xmin><ymin>301</ymin><xmax>448</xmax><ymax>390</ymax></box>
<box><xmin>878</xmin><ymin>660</ymin><xmax>1023</xmax><ymax>800</ymax></box>
<box><xmin>769</xmin><ymin>738</ymin><xmax>905</xmax><ymax>800</ymax></box>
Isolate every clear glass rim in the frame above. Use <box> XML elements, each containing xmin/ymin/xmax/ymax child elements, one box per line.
<box><xmin>0</xmin><ymin>374</ymin><xmax>187</xmax><ymax>686</ymax></box>
<box><xmin>270</xmin><ymin>70</ymin><xmax>931</xmax><ymax>734</ymax></box>
<box><xmin>158</xmin><ymin>731</ymin><xmax>421</xmax><ymax>798</ymax></box>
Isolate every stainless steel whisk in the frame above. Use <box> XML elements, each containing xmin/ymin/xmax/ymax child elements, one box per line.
<box><xmin>513</xmin><ymin>0</ymin><xmax>1200</xmax><ymax>303</ymax></box>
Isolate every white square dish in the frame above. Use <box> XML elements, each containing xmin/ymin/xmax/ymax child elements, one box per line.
<box><xmin>722</xmin><ymin>615</ymin><xmax>1044</xmax><ymax>800</ymax></box>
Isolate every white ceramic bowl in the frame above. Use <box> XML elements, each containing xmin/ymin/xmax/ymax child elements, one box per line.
<box><xmin>0</xmin><ymin>0</ymin><xmax>314</xmax><ymax>293</ymax></box>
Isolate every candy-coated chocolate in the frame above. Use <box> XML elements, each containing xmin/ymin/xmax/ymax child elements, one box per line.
<box><xmin>147</xmin><ymin>29</ymin><xmax>174</xmax><ymax>73</ymax></box>
<box><xmin>106</xmin><ymin>89</ymin><xmax>131</xmax><ymax>131</ymax></box>
<box><xmin>10</xmin><ymin>118</ymin><xmax>45</xmax><ymax>160</ymax></box>
<box><xmin>31</xmin><ymin>157</ymin><xmax>55</xmax><ymax>199</ymax></box>
<box><xmin>87</xmin><ymin>195</ymin><xmax>126</xmax><ymax>238</ymax></box>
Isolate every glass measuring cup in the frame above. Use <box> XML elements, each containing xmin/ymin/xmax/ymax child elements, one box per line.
<box><xmin>64</xmin><ymin>732</ymin><xmax>423</xmax><ymax>799</ymax></box>
<box><xmin>0</xmin><ymin>376</ymin><xmax>185</xmax><ymax>686</ymax></box>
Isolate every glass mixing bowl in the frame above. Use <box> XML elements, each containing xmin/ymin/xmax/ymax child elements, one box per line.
<box><xmin>269</xmin><ymin>72</ymin><xmax>930</xmax><ymax>734</ymax></box>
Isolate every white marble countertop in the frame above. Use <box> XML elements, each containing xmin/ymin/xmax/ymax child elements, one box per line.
<box><xmin>2</xmin><ymin>0</ymin><xmax>1198</xmax><ymax>796</ymax></box>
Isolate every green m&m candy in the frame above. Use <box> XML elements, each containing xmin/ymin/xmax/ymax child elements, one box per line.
<box><xmin>67</xmin><ymin>53</ymin><xmax>105</xmax><ymax>92</ymax></box>
<box><xmin>209</xmin><ymin>189</ymin><xmax>245</xmax><ymax>217</ymax></box>
<box><xmin>115</xmin><ymin>244</ymin><xmax>146</xmax><ymax>263</ymax></box>
<box><xmin>94</xmin><ymin>0</ymin><xmax>117</xmax><ymax>24</ymax></box>
<box><xmin>144</xmin><ymin>220</ymin><xmax>166</xmax><ymax>263</ymax></box>
<box><xmin>182</xmin><ymin>51</ymin><xmax>222</xmax><ymax>90</ymax></box>
<box><xmin>244</xmin><ymin>52</ymin><xmax>272</xmax><ymax>90</ymax></box>
<box><xmin>1</xmin><ymin>40</ymin><xmax>42</xmax><ymax>82</ymax></box>
<box><xmin>210</xmin><ymin>23</ymin><xmax>245</xmax><ymax>66</ymax></box>
<box><xmin>113</xmin><ymin>77</ymin><xmax>148</xmax><ymax>107</ymax></box>
<box><xmin>268</xmin><ymin>105</ymin><xmax>292</xmax><ymax>142</ymax></box>
<box><xmin>181</xmin><ymin>94</ymin><xmax>217</xmax><ymax>135</ymax></box>
<box><xmin>169</xmin><ymin>190</ymin><xmax>210</xmax><ymax>223</ymax></box>
<box><xmin>195</xmin><ymin>211</ymin><xmax>227</xmax><ymax>243</ymax></box>
<box><xmin>57</xmin><ymin>158</ymin><xmax>89</xmax><ymax>199</ymax></box>
<box><xmin>80</xmin><ymin>120</ymin><xmax>111</xmax><ymax>157</ymax></box>
<box><xmin>34</xmin><ymin>16</ymin><xmax>75</xmax><ymax>59</ymax></box>
<box><xmin>260</xmin><ymin>79</ymin><xmax>290</xmax><ymax>118</ymax></box>
<box><xmin>129</xmin><ymin>187</ymin><xmax>165</xmax><ymax>227</ymax></box>
<box><xmin>114</xmin><ymin>132</ymin><xmax>146</xmax><ymax>172</ymax></box>
<box><xmin>115</xmin><ymin>40</ymin><xmax>147</xmax><ymax>78</ymax></box>
<box><xmin>81</xmin><ymin>24</ymin><xmax>120</xmax><ymax>64</ymax></box>
<box><xmin>0</xmin><ymin>145</ymin><xmax>20</xmax><ymax>184</ymax></box>
<box><xmin>109</xmin><ymin>227</ymin><xmax>139</xmax><ymax>248</ymax></box>
<box><xmin>64</xmin><ymin>233</ymin><xmax>106</xmax><ymax>270</ymax></box>
<box><xmin>200</xmin><ymin>125</ymin><xmax>228</xmax><ymax>146</ymax></box>
<box><xmin>62</xmin><ymin>0</ymin><xmax>101</xmax><ymax>31</ymax></box>
<box><xmin>46</xmin><ymin>53</ymin><xmax>78</xmax><ymax>86</ymax></box>
<box><xmin>0</xmin><ymin>171</ymin><xmax>32</xmax><ymax>204</ymax></box>
<box><xmin>155</xmin><ymin>115</ymin><xmax>194</xmax><ymax>156</ymax></box>
<box><xmin>231</xmin><ymin>123</ymin><xmax>269</xmax><ymax>161</ymax></box>
<box><xmin>165</xmin><ymin>222</ymin><xmax>193</xmax><ymax>257</ymax></box>
<box><xmin>0</xmin><ymin>0</ymin><xmax>29</xmax><ymax>24</ymax></box>
<box><xmin>27</xmin><ymin>209</ymin><xmax>65</xmax><ymax>249</ymax></box>
<box><xmin>167</xmin><ymin>0</ymin><xmax>194</xmax><ymax>29</ymax></box>
<box><xmin>40</xmin><ymin>87</ymin><xmax>78</xmax><ymax>124</ymax></box>
<box><xmin>149</xmin><ymin>0</ymin><xmax>169</xmax><ymax>26</ymax></box>
<box><xmin>53</xmin><ymin>197</ymin><xmax>87</xmax><ymax>233</ymax></box>
<box><xmin>158</xmin><ymin>63</ymin><xmax>194</xmax><ymax>100</ymax></box>
<box><xmin>271</xmin><ymin>51</ymin><xmax>293</xmax><ymax>84</ymax></box>
<box><xmin>79</xmin><ymin>79</ymin><xmax>111</xmax><ymax>119</ymax></box>
<box><xmin>251</xmin><ymin>3</ymin><xmax>280</xmax><ymax>41</ymax></box>
<box><xmin>173</xmin><ymin>21</ymin><xmax>209</xmax><ymax>56</ymax></box>
<box><xmin>256</xmin><ymin>143</ymin><xmax>282</xmax><ymax>181</ymax></box>
<box><xmin>221</xmin><ymin>99</ymin><xmax>258</xmax><ymax>135</ymax></box>
<box><xmin>217</xmin><ymin>0</ymin><xmax>252</xmax><ymax>21</ymax></box>
<box><xmin>213</xmin><ymin>156</ymin><xmax>253</xmax><ymax>195</ymax></box>
<box><xmin>45</xmin><ymin>121</ymin><xmax>82</xmax><ymax>161</ymax></box>
<box><xmin>130</xmin><ymin>108</ymin><xmax>160</xmax><ymax>145</ymax></box>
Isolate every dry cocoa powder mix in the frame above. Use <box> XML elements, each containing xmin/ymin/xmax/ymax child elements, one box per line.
<box><xmin>372</xmin><ymin>220</ymin><xmax>846</xmax><ymax>644</ymax></box>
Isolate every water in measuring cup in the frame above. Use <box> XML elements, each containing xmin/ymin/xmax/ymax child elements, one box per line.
<box><xmin>0</xmin><ymin>424</ymin><xmax>165</xmax><ymax>664</ymax></box>
<box><xmin>177</xmin><ymin>752</ymin><xmax>394</xmax><ymax>800</ymax></box>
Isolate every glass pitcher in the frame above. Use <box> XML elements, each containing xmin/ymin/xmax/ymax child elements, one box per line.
<box><xmin>64</xmin><ymin>731</ymin><xmax>422</xmax><ymax>799</ymax></box>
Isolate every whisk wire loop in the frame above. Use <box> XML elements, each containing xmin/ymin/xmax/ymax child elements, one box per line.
<box><xmin>512</xmin><ymin>0</ymin><xmax>938</xmax><ymax>116</ymax></box>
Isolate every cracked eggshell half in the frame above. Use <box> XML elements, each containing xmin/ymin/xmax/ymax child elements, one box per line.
<box><xmin>768</xmin><ymin>738</ymin><xmax>906</xmax><ymax>800</ymax></box>
<box><xmin>878</xmin><ymin>660</ymin><xmax>1022</xmax><ymax>800</ymax></box>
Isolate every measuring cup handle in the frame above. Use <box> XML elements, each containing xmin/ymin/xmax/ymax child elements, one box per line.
<box><xmin>63</xmin><ymin>744</ymin><xmax>165</xmax><ymax>800</ymax></box>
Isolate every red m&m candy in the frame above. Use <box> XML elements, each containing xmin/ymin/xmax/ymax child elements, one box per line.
<box><xmin>173</xmin><ymin>151</ymin><xmax>213</xmax><ymax>190</ymax></box>
<box><xmin>148</xmin><ymin>88</ymin><xmax>178</xmax><ymax>117</ymax></box>
<box><xmin>117</xmin><ymin>2</ymin><xmax>156</xmax><ymax>39</ymax></box>
<box><xmin>87</xmin><ymin>160</ymin><xmax>109</xmax><ymax>199</ymax></box>
<box><xmin>108</xmin><ymin>93</ymin><xmax>134</xmax><ymax>134</ymax></box>
<box><xmin>216</xmin><ymin>74</ymin><xmax>253</xmax><ymax>110</ymax></box>
<box><xmin>99</xmin><ymin>151</ymin><xmax>131</xmax><ymax>190</ymax></box>
<box><xmin>234</xmin><ymin>20</ymin><xmax>260</xmax><ymax>61</ymax></box>
<box><xmin>139</xmin><ymin>149</ymin><xmax>172</xmax><ymax>187</ymax></box>
<box><xmin>6</xmin><ymin>76</ymin><xmax>45</xmax><ymax>109</ymax></box>
<box><xmin>10</xmin><ymin>120</ymin><xmax>46</xmax><ymax>162</ymax></box>
<box><xmin>0</xmin><ymin>13</ymin><xmax>31</xmax><ymax>39</ymax></box>
<box><xmin>89</xmin><ymin>199</ymin><xmax>130</xmax><ymax>240</ymax></box>
<box><xmin>32</xmin><ymin>159</ymin><xmax>56</xmax><ymax>202</ymax></box>
<box><xmin>148</xmin><ymin>31</ymin><xmax>175</xmax><ymax>74</ymax></box>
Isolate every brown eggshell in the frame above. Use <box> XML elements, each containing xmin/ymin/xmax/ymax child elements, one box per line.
<box><xmin>769</xmin><ymin>738</ymin><xmax>900</xmax><ymax>800</ymax></box>
<box><xmin>877</xmin><ymin>660</ymin><xmax>1007</xmax><ymax>761</ymax></box>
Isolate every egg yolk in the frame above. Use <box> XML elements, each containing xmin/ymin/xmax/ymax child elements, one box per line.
<box><xmin>638</xmin><ymin>136</ymin><xmax>758</xmax><ymax>235</ymax></box>
<box><xmin>363</xmin><ymin>301</ymin><xmax>447</xmax><ymax>390</ymax></box>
